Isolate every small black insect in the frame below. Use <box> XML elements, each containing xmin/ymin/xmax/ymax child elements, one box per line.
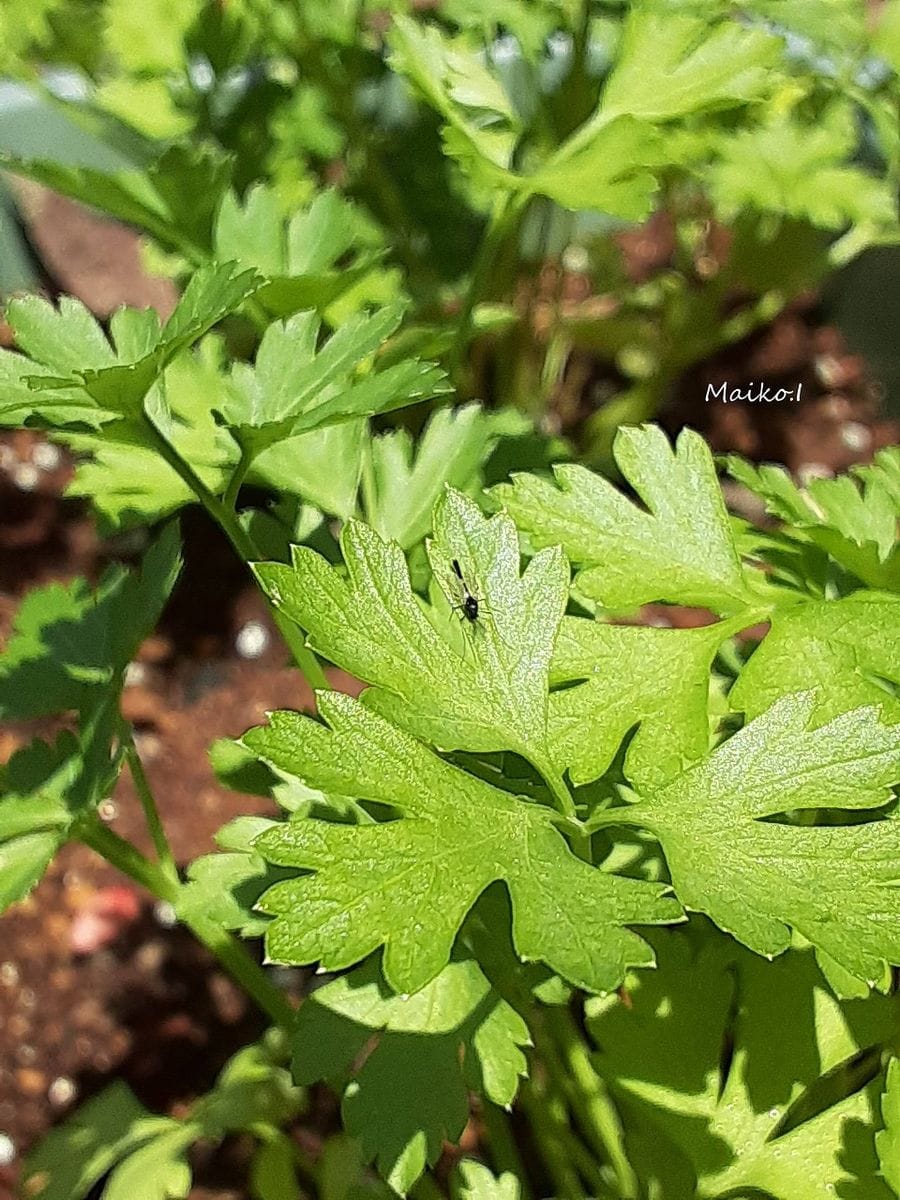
<box><xmin>451</xmin><ymin>558</ymin><xmax>481</xmax><ymax>623</ymax></box>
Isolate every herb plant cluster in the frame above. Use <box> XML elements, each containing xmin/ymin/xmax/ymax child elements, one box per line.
<box><xmin>0</xmin><ymin>2</ymin><xmax>900</xmax><ymax>1199</ymax></box>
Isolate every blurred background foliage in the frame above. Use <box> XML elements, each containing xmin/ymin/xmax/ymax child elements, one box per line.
<box><xmin>0</xmin><ymin>0</ymin><xmax>899</xmax><ymax>472</ymax></box>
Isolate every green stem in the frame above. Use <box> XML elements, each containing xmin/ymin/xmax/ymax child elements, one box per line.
<box><xmin>186</xmin><ymin>910</ymin><xmax>297</xmax><ymax>1032</ymax></box>
<box><xmin>450</xmin><ymin>192</ymin><xmax>524</xmax><ymax>384</ymax></box>
<box><xmin>78</xmin><ymin>818</ymin><xmax>296</xmax><ymax>1032</ymax></box>
<box><xmin>545</xmin><ymin>1007</ymin><xmax>638</xmax><ymax>1200</ymax></box>
<box><xmin>223</xmin><ymin>445</ymin><xmax>254</xmax><ymax>513</ymax></box>
<box><xmin>123</xmin><ymin>729</ymin><xmax>177</xmax><ymax>884</ymax></box>
<box><xmin>141</xmin><ymin>418</ymin><xmax>328</xmax><ymax>690</ymax></box>
<box><xmin>519</xmin><ymin>1078</ymin><xmax>583</xmax><ymax>1200</ymax></box>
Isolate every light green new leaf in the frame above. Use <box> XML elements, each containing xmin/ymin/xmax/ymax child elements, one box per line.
<box><xmin>215</xmin><ymin>184</ymin><xmax>382</xmax><ymax>317</ymax></box>
<box><xmin>246</xmin><ymin>691</ymin><xmax>679</xmax><ymax>995</ymax></box>
<box><xmin>103</xmin><ymin>1128</ymin><xmax>194</xmax><ymax>1200</ymax></box>
<box><xmin>623</xmin><ymin>693</ymin><xmax>900</xmax><ymax>991</ymax></box>
<box><xmin>194</xmin><ymin>1040</ymin><xmax>303</xmax><ymax>1138</ymax></box>
<box><xmin>493</xmin><ymin>425</ymin><xmax>758</xmax><ymax>613</ymax></box>
<box><xmin>0</xmin><ymin>523</ymin><xmax>181</xmax><ymax>719</ymax></box>
<box><xmin>256</xmin><ymin>489</ymin><xmax>567</xmax><ymax>777</ymax></box>
<box><xmin>179</xmin><ymin>816</ymin><xmax>285</xmax><ymax>938</ymax></box>
<box><xmin>727</xmin><ymin>452</ymin><xmax>900</xmax><ymax>591</ymax></box>
<box><xmin>730</xmin><ymin>593</ymin><xmax>900</xmax><ymax>725</ymax></box>
<box><xmin>600</xmin><ymin>10</ymin><xmax>780</xmax><ymax>122</ymax></box>
<box><xmin>21</xmin><ymin>1082</ymin><xmax>178</xmax><ymax>1200</ymax></box>
<box><xmin>878</xmin><ymin>1058</ymin><xmax>900</xmax><ymax>1196</ymax></box>
<box><xmin>293</xmin><ymin>956</ymin><xmax>529</xmax><ymax>1194</ymax></box>
<box><xmin>526</xmin><ymin>114</ymin><xmax>664</xmax><ymax>219</ymax></box>
<box><xmin>387</xmin><ymin>16</ymin><xmax>518</xmax><ymax>190</ymax></box>
<box><xmin>456</xmin><ymin>1160</ymin><xmax>520</xmax><ymax>1200</ymax></box>
<box><xmin>363</xmin><ymin>403</ymin><xmax>497</xmax><ymax>550</ymax></box>
<box><xmin>219</xmin><ymin>303</ymin><xmax>449</xmax><ymax>457</ymax></box>
<box><xmin>548</xmin><ymin>614</ymin><xmax>748</xmax><ymax>788</ymax></box>
<box><xmin>709</xmin><ymin>106</ymin><xmax>897</xmax><ymax>232</ymax></box>
<box><xmin>251</xmin><ymin>420</ymin><xmax>365</xmax><ymax>520</ymax></box>
<box><xmin>587</xmin><ymin>930</ymin><xmax>898</xmax><ymax>1199</ymax></box>
<box><xmin>22</xmin><ymin>262</ymin><xmax>262</xmax><ymax>415</ymax></box>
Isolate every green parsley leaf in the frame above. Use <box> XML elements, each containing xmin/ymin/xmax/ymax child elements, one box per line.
<box><xmin>1</xmin><ymin>143</ymin><xmax>233</xmax><ymax>257</ymax></box>
<box><xmin>709</xmin><ymin>106</ymin><xmax>897</xmax><ymax>232</ymax></box>
<box><xmin>18</xmin><ymin>262</ymin><xmax>262</xmax><ymax>416</ymax></box>
<box><xmin>387</xmin><ymin>16</ymin><xmax>519</xmax><ymax>190</ymax></box>
<box><xmin>549</xmin><ymin>615</ymin><xmax>748</xmax><ymax>788</ymax></box>
<box><xmin>600</xmin><ymin>10</ymin><xmax>780</xmax><ymax>122</ymax></box>
<box><xmin>103</xmin><ymin>1128</ymin><xmax>193</xmax><ymax>1200</ymax></box>
<box><xmin>21</xmin><ymin>1082</ymin><xmax>178</xmax><ymax>1200</ymax></box>
<box><xmin>0</xmin><ymin>522</ymin><xmax>181</xmax><ymax>719</ymax></box>
<box><xmin>256</xmin><ymin>488</ymin><xmax>568</xmax><ymax>779</ymax></box>
<box><xmin>215</xmin><ymin>184</ymin><xmax>383</xmax><ymax>317</ymax></box>
<box><xmin>293</xmin><ymin>956</ymin><xmax>529</xmax><ymax>1194</ymax></box>
<box><xmin>0</xmin><ymin>730</ymin><xmax>108</xmax><ymax>912</ymax></box>
<box><xmin>730</xmin><ymin>593</ymin><xmax>900</xmax><ymax>725</ymax></box>
<box><xmin>621</xmin><ymin>693</ymin><xmax>900</xmax><ymax>991</ymax></box>
<box><xmin>251</xmin><ymin>421</ymin><xmax>365</xmax><ymax>520</ymax></box>
<box><xmin>363</xmin><ymin>403</ymin><xmax>497</xmax><ymax>550</ymax></box>
<box><xmin>245</xmin><ymin>691</ymin><xmax>679</xmax><ymax>995</ymax></box>
<box><xmin>727</xmin><ymin>452</ymin><xmax>900</xmax><ymax>591</ymax></box>
<box><xmin>456</xmin><ymin>1160</ymin><xmax>520</xmax><ymax>1200</ymax></box>
<box><xmin>214</xmin><ymin>304</ymin><xmax>448</xmax><ymax>458</ymax></box>
<box><xmin>218</xmin><ymin>302</ymin><xmax>449</xmax><ymax>458</ymax></box>
<box><xmin>179</xmin><ymin>816</ymin><xmax>289</xmax><ymax>938</ymax></box>
<box><xmin>250</xmin><ymin>1134</ymin><xmax>302</xmax><ymax>1200</ymax></box>
<box><xmin>194</xmin><ymin>1039</ymin><xmax>303</xmax><ymax>1137</ymax></box>
<box><xmin>493</xmin><ymin>425</ymin><xmax>758</xmax><ymax>613</ymax></box>
<box><xmin>61</xmin><ymin>349</ymin><xmax>234</xmax><ymax>530</ymax></box>
<box><xmin>587</xmin><ymin>929</ymin><xmax>898</xmax><ymax>1199</ymax></box>
<box><xmin>525</xmin><ymin>115</ymin><xmax>664</xmax><ymax>219</ymax></box>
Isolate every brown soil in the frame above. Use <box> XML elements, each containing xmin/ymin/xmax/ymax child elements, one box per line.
<box><xmin>0</xmin><ymin>193</ymin><xmax>897</xmax><ymax>1200</ymax></box>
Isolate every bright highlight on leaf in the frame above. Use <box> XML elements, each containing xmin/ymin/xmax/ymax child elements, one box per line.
<box><xmin>618</xmin><ymin>692</ymin><xmax>900</xmax><ymax>992</ymax></box>
<box><xmin>218</xmin><ymin>301</ymin><xmax>449</xmax><ymax>459</ymax></box>
<box><xmin>493</xmin><ymin>425</ymin><xmax>759</xmax><ymax>613</ymax></box>
<box><xmin>255</xmin><ymin>488</ymin><xmax>570</xmax><ymax>783</ymax></box>
<box><xmin>244</xmin><ymin>690</ymin><xmax>679</xmax><ymax>996</ymax></box>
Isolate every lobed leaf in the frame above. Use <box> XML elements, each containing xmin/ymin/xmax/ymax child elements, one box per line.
<box><xmin>730</xmin><ymin>592</ymin><xmax>900</xmax><ymax>725</ymax></box>
<box><xmin>245</xmin><ymin>691</ymin><xmax>679</xmax><ymax>995</ymax></box>
<box><xmin>256</xmin><ymin>488</ymin><xmax>568</xmax><ymax>775</ymax></box>
<box><xmin>548</xmin><ymin>614</ymin><xmax>748</xmax><ymax>788</ymax></box>
<box><xmin>627</xmin><ymin>693</ymin><xmax>900</xmax><ymax>991</ymax></box>
<box><xmin>293</xmin><ymin>956</ymin><xmax>529</xmax><ymax>1193</ymax></box>
<box><xmin>587</xmin><ymin>928</ymin><xmax>899</xmax><ymax>1198</ymax></box>
<box><xmin>493</xmin><ymin>425</ymin><xmax>758</xmax><ymax>613</ymax></box>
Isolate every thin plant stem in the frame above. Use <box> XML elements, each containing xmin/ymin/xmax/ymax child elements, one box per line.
<box><xmin>544</xmin><ymin>1007</ymin><xmax>638</xmax><ymax>1200</ymax></box>
<box><xmin>450</xmin><ymin>192</ymin><xmax>525</xmax><ymax>384</ymax></box>
<box><xmin>223</xmin><ymin>445</ymin><xmax>255</xmax><ymax>512</ymax></box>
<box><xmin>78</xmin><ymin>818</ymin><xmax>296</xmax><ymax>1032</ymax></box>
<box><xmin>123</xmin><ymin>728</ymin><xmax>178</xmax><ymax>884</ymax></box>
<box><xmin>519</xmin><ymin>1078</ymin><xmax>582</xmax><ymax>1200</ymax></box>
<box><xmin>141</xmin><ymin>417</ymin><xmax>328</xmax><ymax>690</ymax></box>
